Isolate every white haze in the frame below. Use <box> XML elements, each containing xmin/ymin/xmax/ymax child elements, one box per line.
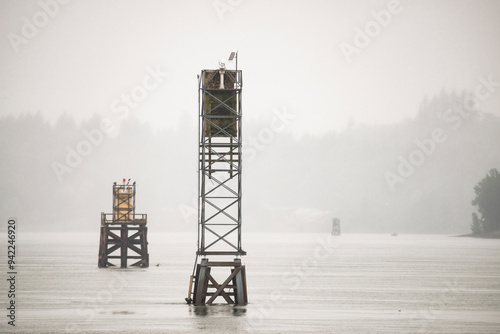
<box><xmin>1</xmin><ymin>0</ymin><xmax>500</xmax><ymax>234</ymax></box>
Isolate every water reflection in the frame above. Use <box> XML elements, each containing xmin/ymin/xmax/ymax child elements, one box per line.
<box><xmin>190</xmin><ymin>305</ymin><xmax>247</xmax><ymax>317</ymax></box>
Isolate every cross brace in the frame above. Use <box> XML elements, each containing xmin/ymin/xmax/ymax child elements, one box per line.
<box><xmin>98</xmin><ymin>223</ymin><xmax>149</xmax><ymax>268</ymax></box>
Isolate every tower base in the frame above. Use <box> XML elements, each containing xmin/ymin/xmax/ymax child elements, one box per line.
<box><xmin>187</xmin><ymin>258</ymin><xmax>247</xmax><ymax>306</ymax></box>
<box><xmin>98</xmin><ymin>213</ymin><xmax>149</xmax><ymax>268</ymax></box>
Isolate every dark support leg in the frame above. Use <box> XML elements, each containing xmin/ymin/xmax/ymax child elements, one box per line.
<box><xmin>194</xmin><ymin>258</ymin><xmax>209</xmax><ymax>306</ymax></box>
<box><xmin>241</xmin><ymin>265</ymin><xmax>248</xmax><ymax>305</ymax></box>
<box><xmin>142</xmin><ymin>226</ymin><xmax>149</xmax><ymax>267</ymax></box>
<box><xmin>98</xmin><ymin>226</ymin><xmax>107</xmax><ymax>268</ymax></box>
<box><xmin>121</xmin><ymin>224</ymin><xmax>128</xmax><ymax>268</ymax></box>
<box><xmin>233</xmin><ymin>258</ymin><xmax>245</xmax><ymax>305</ymax></box>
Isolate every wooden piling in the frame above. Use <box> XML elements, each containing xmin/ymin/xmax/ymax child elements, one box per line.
<box><xmin>192</xmin><ymin>258</ymin><xmax>247</xmax><ymax>306</ymax></box>
<box><xmin>98</xmin><ymin>219</ymin><xmax>149</xmax><ymax>268</ymax></box>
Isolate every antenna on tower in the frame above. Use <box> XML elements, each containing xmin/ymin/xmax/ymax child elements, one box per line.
<box><xmin>228</xmin><ymin>51</ymin><xmax>239</xmax><ymax>88</ymax></box>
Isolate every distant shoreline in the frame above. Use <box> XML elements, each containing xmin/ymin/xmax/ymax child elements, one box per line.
<box><xmin>455</xmin><ymin>231</ymin><xmax>500</xmax><ymax>239</ymax></box>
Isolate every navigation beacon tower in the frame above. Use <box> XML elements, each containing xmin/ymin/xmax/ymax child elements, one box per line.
<box><xmin>186</xmin><ymin>52</ymin><xmax>248</xmax><ymax>305</ymax></box>
<box><xmin>98</xmin><ymin>179</ymin><xmax>149</xmax><ymax>268</ymax></box>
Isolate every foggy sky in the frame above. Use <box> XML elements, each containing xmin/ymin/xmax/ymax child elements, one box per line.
<box><xmin>1</xmin><ymin>0</ymin><xmax>500</xmax><ymax>135</ymax></box>
<box><xmin>1</xmin><ymin>0</ymin><xmax>500</xmax><ymax>235</ymax></box>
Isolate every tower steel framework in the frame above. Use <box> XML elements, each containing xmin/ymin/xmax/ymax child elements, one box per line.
<box><xmin>187</xmin><ymin>54</ymin><xmax>248</xmax><ymax>305</ymax></box>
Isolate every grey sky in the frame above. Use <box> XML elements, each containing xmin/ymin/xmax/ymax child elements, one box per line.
<box><xmin>1</xmin><ymin>0</ymin><xmax>499</xmax><ymax>135</ymax></box>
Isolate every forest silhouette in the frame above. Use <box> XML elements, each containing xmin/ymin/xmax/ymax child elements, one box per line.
<box><xmin>1</xmin><ymin>91</ymin><xmax>499</xmax><ymax>234</ymax></box>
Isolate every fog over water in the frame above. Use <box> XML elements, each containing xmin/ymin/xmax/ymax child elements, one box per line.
<box><xmin>1</xmin><ymin>1</ymin><xmax>500</xmax><ymax>234</ymax></box>
<box><xmin>2</xmin><ymin>97</ymin><xmax>500</xmax><ymax>234</ymax></box>
<box><xmin>1</xmin><ymin>1</ymin><xmax>500</xmax><ymax>333</ymax></box>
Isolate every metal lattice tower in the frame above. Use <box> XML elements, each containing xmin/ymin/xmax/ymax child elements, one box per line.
<box><xmin>187</xmin><ymin>53</ymin><xmax>247</xmax><ymax>305</ymax></box>
<box><xmin>197</xmin><ymin>63</ymin><xmax>245</xmax><ymax>257</ymax></box>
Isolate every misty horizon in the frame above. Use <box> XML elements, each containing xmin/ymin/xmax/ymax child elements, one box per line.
<box><xmin>2</xmin><ymin>89</ymin><xmax>499</xmax><ymax>234</ymax></box>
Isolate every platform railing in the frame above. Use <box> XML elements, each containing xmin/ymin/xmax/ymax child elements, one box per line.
<box><xmin>100</xmin><ymin>212</ymin><xmax>148</xmax><ymax>225</ymax></box>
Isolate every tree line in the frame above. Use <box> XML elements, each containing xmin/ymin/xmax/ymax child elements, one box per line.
<box><xmin>1</xmin><ymin>90</ymin><xmax>499</xmax><ymax>233</ymax></box>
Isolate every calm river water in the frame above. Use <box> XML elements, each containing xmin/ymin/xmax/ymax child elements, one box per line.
<box><xmin>1</xmin><ymin>232</ymin><xmax>499</xmax><ymax>333</ymax></box>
